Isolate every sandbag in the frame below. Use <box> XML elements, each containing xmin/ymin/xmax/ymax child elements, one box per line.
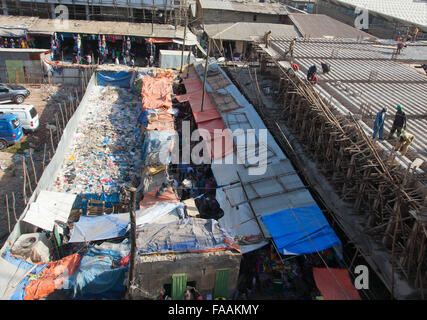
<box><xmin>10</xmin><ymin>233</ymin><xmax>52</xmax><ymax>263</ymax></box>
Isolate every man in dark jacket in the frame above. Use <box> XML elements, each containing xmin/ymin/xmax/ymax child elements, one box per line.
<box><xmin>388</xmin><ymin>105</ymin><xmax>407</xmax><ymax>139</ymax></box>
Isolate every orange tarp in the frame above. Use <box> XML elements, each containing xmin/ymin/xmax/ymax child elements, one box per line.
<box><xmin>140</xmin><ymin>186</ymin><xmax>179</xmax><ymax>208</ymax></box>
<box><xmin>177</xmin><ymin>69</ymin><xmax>234</xmax><ymax>159</ymax></box>
<box><xmin>141</xmin><ymin>76</ymin><xmax>173</xmax><ymax>110</ymax></box>
<box><xmin>24</xmin><ymin>253</ymin><xmax>82</xmax><ymax>300</ymax></box>
<box><xmin>312</xmin><ymin>268</ymin><xmax>361</xmax><ymax>300</ymax></box>
<box><xmin>146</xmin><ymin>38</ymin><xmax>174</xmax><ymax>43</ymax></box>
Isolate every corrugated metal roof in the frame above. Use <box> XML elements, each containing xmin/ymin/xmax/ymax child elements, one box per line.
<box><xmin>199</xmin><ymin>0</ymin><xmax>288</xmax><ymax>15</ymax></box>
<box><xmin>0</xmin><ymin>15</ymin><xmax>194</xmax><ymax>40</ymax></box>
<box><xmin>288</xmin><ymin>13</ymin><xmax>377</xmax><ymax>40</ymax></box>
<box><xmin>187</xmin><ymin>61</ymin><xmax>327</xmax><ymax>253</ymax></box>
<box><xmin>332</xmin><ymin>0</ymin><xmax>427</xmax><ymax>28</ymax></box>
<box><xmin>203</xmin><ymin>22</ymin><xmax>299</xmax><ymax>41</ymax></box>
<box><xmin>270</xmin><ymin>37</ymin><xmax>427</xmax><ymax>163</ymax></box>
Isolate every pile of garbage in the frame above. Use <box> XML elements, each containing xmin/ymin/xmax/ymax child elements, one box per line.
<box><xmin>52</xmin><ymin>86</ymin><xmax>143</xmax><ymax>194</ymax></box>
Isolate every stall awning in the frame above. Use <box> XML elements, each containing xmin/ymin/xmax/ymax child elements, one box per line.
<box><xmin>261</xmin><ymin>205</ymin><xmax>341</xmax><ymax>255</ymax></box>
<box><xmin>313</xmin><ymin>268</ymin><xmax>361</xmax><ymax>300</ymax></box>
<box><xmin>173</xmin><ymin>38</ymin><xmax>198</xmax><ymax>46</ymax></box>
<box><xmin>146</xmin><ymin>37</ymin><xmax>174</xmax><ymax>43</ymax></box>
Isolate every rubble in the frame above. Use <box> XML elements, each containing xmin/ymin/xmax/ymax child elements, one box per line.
<box><xmin>52</xmin><ymin>86</ymin><xmax>144</xmax><ymax>194</ymax></box>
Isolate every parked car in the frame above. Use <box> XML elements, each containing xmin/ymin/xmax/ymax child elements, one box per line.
<box><xmin>0</xmin><ymin>113</ymin><xmax>24</xmax><ymax>149</ymax></box>
<box><xmin>0</xmin><ymin>105</ymin><xmax>39</xmax><ymax>133</ymax></box>
<box><xmin>0</xmin><ymin>83</ymin><xmax>30</xmax><ymax>104</ymax></box>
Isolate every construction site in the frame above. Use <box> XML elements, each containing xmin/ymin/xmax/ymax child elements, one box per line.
<box><xmin>0</xmin><ymin>0</ymin><xmax>426</xmax><ymax>302</ymax></box>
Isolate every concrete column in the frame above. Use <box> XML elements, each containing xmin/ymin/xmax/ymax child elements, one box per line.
<box><xmin>85</xmin><ymin>5</ymin><xmax>90</xmax><ymax>20</ymax></box>
<box><xmin>51</xmin><ymin>4</ymin><xmax>56</xmax><ymax>19</ymax></box>
<box><xmin>129</xmin><ymin>8</ymin><xmax>134</xmax><ymax>19</ymax></box>
<box><xmin>1</xmin><ymin>0</ymin><xmax>8</xmax><ymax>15</ymax></box>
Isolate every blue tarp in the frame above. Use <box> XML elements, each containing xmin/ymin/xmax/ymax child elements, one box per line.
<box><xmin>5</xmin><ymin>247</ymin><xmax>48</xmax><ymax>300</ymax></box>
<box><xmin>66</xmin><ymin>247</ymin><xmax>127</xmax><ymax>299</ymax></box>
<box><xmin>96</xmin><ymin>71</ymin><xmax>132</xmax><ymax>88</ymax></box>
<box><xmin>72</xmin><ymin>193</ymin><xmax>120</xmax><ymax>216</ymax></box>
<box><xmin>261</xmin><ymin>205</ymin><xmax>341</xmax><ymax>255</ymax></box>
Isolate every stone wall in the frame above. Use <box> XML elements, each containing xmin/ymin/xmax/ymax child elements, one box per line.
<box><xmin>133</xmin><ymin>250</ymin><xmax>242</xmax><ymax>299</ymax></box>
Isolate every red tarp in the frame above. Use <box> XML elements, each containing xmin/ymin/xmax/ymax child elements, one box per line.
<box><xmin>24</xmin><ymin>253</ymin><xmax>82</xmax><ymax>300</ymax></box>
<box><xmin>140</xmin><ymin>186</ymin><xmax>179</xmax><ymax>209</ymax></box>
<box><xmin>177</xmin><ymin>69</ymin><xmax>234</xmax><ymax>159</ymax></box>
<box><xmin>312</xmin><ymin>267</ymin><xmax>361</xmax><ymax>300</ymax></box>
<box><xmin>141</xmin><ymin>76</ymin><xmax>173</xmax><ymax>110</ymax></box>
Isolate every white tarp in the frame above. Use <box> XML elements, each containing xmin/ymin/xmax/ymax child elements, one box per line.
<box><xmin>69</xmin><ymin>202</ymin><xmax>186</xmax><ymax>243</ymax></box>
<box><xmin>22</xmin><ymin>191</ymin><xmax>77</xmax><ymax>232</ymax></box>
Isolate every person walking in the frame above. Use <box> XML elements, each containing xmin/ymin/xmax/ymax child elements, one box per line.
<box><xmin>264</xmin><ymin>31</ymin><xmax>272</xmax><ymax>48</ymax></box>
<box><xmin>388</xmin><ymin>105</ymin><xmax>407</xmax><ymax>139</ymax></box>
<box><xmin>283</xmin><ymin>38</ymin><xmax>296</xmax><ymax>58</ymax></box>
<box><xmin>372</xmin><ymin>107</ymin><xmax>387</xmax><ymax>140</ymax></box>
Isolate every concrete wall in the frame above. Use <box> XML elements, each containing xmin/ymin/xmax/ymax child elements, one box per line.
<box><xmin>199</xmin><ymin>8</ymin><xmax>284</xmax><ymax>24</ymax></box>
<box><xmin>0</xmin><ymin>51</ymin><xmax>44</xmax><ymax>83</ymax></box>
<box><xmin>134</xmin><ymin>250</ymin><xmax>242</xmax><ymax>299</ymax></box>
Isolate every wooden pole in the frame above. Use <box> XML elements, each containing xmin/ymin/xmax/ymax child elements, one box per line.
<box><xmin>29</xmin><ymin>153</ymin><xmax>38</xmax><ymax>184</ymax></box>
<box><xmin>58</xmin><ymin>103</ymin><xmax>66</xmax><ymax>129</ymax></box>
<box><xmin>126</xmin><ymin>186</ymin><xmax>138</xmax><ymax>299</ymax></box>
<box><xmin>200</xmin><ymin>39</ymin><xmax>211</xmax><ymax>113</ymax></box>
<box><xmin>55</xmin><ymin>113</ymin><xmax>61</xmax><ymax>142</ymax></box>
<box><xmin>42</xmin><ymin>143</ymin><xmax>47</xmax><ymax>171</ymax></box>
<box><xmin>5</xmin><ymin>194</ymin><xmax>10</xmax><ymax>233</ymax></box>
<box><xmin>49</xmin><ymin>127</ymin><xmax>55</xmax><ymax>153</ymax></box>
<box><xmin>180</xmin><ymin>0</ymin><xmax>188</xmax><ymax>73</ymax></box>
<box><xmin>24</xmin><ymin>158</ymin><xmax>33</xmax><ymax>194</ymax></box>
<box><xmin>63</xmin><ymin>101</ymin><xmax>69</xmax><ymax>123</ymax></box>
<box><xmin>22</xmin><ymin>156</ymin><xmax>27</xmax><ymax>205</ymax></box>
<box><xmin>12</xmin><ymin>192</ymin><xmax>17</xmax><ymax>222</ymax></box>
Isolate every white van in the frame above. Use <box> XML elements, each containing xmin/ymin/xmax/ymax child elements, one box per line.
<box><xmin>0</xmin><ymin>105</ymin><xmax>39</xmax><ymax>133</ymax></box>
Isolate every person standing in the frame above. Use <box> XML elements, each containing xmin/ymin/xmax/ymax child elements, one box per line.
<box><xmin>413</xmin><ymin>27</ymin><xmax>419</xmax><ymax>42</ymax></box>
<box><xmin>388</xmin><ymin>105</ymin><xmax>407</xmax><ymax>139</ymax></box>
<box><xmin>372</xmin><ymin>107</ymin><xmax>387</xmax><ymax>140</ymax></box>
<box><xmin>264</xmin><ymin>31</ymin><xmax>272</xmax><ymax>48</ymax></box>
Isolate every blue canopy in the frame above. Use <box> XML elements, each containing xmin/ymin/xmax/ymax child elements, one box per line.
<box><xmin>261</xmin><ymin>205</ymin><xmax>341</xmax><ymax>255</ymax></box>
<box><xmin>96</xmin><ymin>71</ymin><xmax>132</xmax><ymax>88</ymax></box>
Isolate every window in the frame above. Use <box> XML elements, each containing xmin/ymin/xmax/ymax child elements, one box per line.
<box><xmin>11</xmin><ymin>118</ymin><xmax>20</xmax><ymax>129</ymax></box>
<box><xmin>29</xmin><ymin>107</ymin><xmax>37</xmax><ymax>119</ymax></box>
<box><xmin>253</xmin><ymin>14</ymin><xmax>257</xmax><ymax>21</ymax></box>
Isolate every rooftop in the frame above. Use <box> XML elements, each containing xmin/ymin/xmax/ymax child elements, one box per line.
<box><xmin>0</xmin><ymin>15</ymin><xmax>196</xmax><ymax>40</ymax></box>
<box><xmin>288</xmin><ymin>13</ymin><xmax>377</xmax><ymax>40</ymax></box>
<box><xmin>270</xmin><ymin>37</ymin><xmax>427</xmax><ymax>164</ymax></box>
<box><xmin>198</xmin><ymin>0</ymin><xmax>289</xmax><ymax>15</ymax></box>
<box><xmin>203</xmin><ymin>22</ymin><xmax>299</xmax><ymax>41</ymax></box>
<box><xmin>330</xmin><ymin>0</ymin><xmax>427</xmax><ymax>28</ymax></box>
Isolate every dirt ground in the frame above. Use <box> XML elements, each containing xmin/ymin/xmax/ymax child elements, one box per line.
<box><xmin>0</xmin><ymin>84</ymin><xmax>78</xmax><ymax>246</ymax></box>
